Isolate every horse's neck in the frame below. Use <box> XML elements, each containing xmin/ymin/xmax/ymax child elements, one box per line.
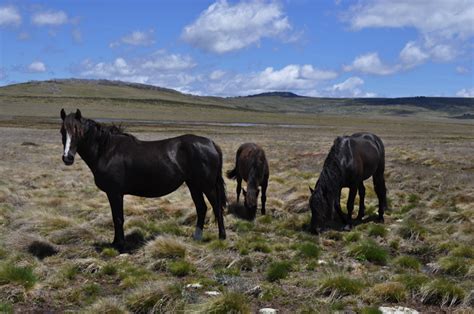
<box><xmin>77</xmin><ymin>131</ymin><xmax>106</xmax><ymax>172</ymax></box>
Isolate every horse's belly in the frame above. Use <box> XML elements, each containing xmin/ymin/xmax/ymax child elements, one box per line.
<box><xmin>126</xmin><ymin>174</ymin><xmax>184</xmax><ymax>197</ymax></box>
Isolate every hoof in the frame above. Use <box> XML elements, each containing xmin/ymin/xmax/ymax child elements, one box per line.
<box><xmin>376</xmin><ymin>216</ymin><xmax>385</xmax><ymax>223</ymax></box>
<box><xmin>112</xmin><ymin>242</ymin><xmax>125</xmax><ymax>253</ymax></box>
<box><xmin>218</xmin><ymin>231</ymin><xmax>226</xmax><ymax>240</ymax></box>
<box><xmin>193</xmin><ymin>228</ymin><xmax>203</xmax><ymax>241</ymax></box>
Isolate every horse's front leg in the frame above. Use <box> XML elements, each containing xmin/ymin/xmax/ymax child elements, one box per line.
<box><xmin>334</xmin><ymin>190</ymin><xmax>347</xmax><ymax>225</ymax></box>
<box><xmin>236</xmin><ymin>177</ymin><xmax>242</xmax><ymax>203</ymax></box>
<box><xmin>346</xmin><ymin>186</ymin><xmax>357</xmax><ymax>228</ymax></box>
<box><xmin>107</xmin><ymin>192</ymin><xmax>125</xmax><ymax>252</ymax></box>
<box><xmin>260</xmin><ymin>179</ymin><xmax>268</xmax><ymax>215</ymax></box>
<box><xmin>356</xmin><ymin>183</ymin><xmax>366</xmax><ymax>221</ymax></box>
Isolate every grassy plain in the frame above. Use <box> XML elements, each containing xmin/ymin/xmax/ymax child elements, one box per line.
<box><xmin>0</xmin><ymin>81</ymin><xmax>473</xmax><ymax>312</ymax></box>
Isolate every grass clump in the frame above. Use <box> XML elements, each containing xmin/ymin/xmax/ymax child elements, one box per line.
<box><xmin>359</xmin><ymin>306</ymin><xmax>382</xmax><ymax>314</ymax></box>
<box><xmin>367</xmin><ymin>223</ymin><xmax>388</xmax><ymax>238</ymax></box>
<box><xmin>146</xmin><ymin>237</ymin><xmax>186</xmax><ymax>259</ymax></box>
<box><xmin>126</xmin><ymin>282</ymin><xmax>179</xmax><ymax>313</ymax></box>
<box><xmin>101</xmin><ymin>247</ymin><xmax>119</xmax><ymax>258</ymax></box>
<box><xmin>343</xmin><ymin>231</ymin><xmax>361</xmax><ymax>242</ymax></box>
<box><xmin>0</xmin><ymin>302</ymin><xmax>13</xmax><ymax>314</ymax></box>
<box><xmin>208</xmin><ymin>240</ymin><xmax>228</xmax><ymax>251</ymax></box>
<box><xmin>319</xmin><ymin>274</ymin><xmax>363</xmax><ymax>298</ymax></box>
<box><xmin>205</xmin><ymin>292</ymin><xmax>250</xmax><ymax>314</ymax></box>
<box><xmin>348</xmin><ymin>240</ymin><xmax>389</xmax><ymax>265</ymax></box>
<box><xmin>398</xmin><ymin>218</ymin><xmax>427</xmax><ymax>240</ymax></box>
<box><xmin>297</xmin><ymin>242</ymin><xmax>321</xmax><ymax>258</ymax></box>
<box><xmin>234</xmin><ymin>220</ymin><xmax>254</xmax><ymax>233</ymax></box>
<box><xmin>86</xmin><ymin>297</ymin><xmax>128</xmax><ymax>314</ymax></box>
<box><xmin>450</xmin><ymin>245</ymin><xmax>474</xmax><ymax>258</ymax></box>
<box><xmin>420</xmin><ymin>278</ymin><xmax>465</xmax><ymax>306</ymax></box>
<box><xmin>395</xmin><ymin>273</ymin><xmax>429</xmax><ymax>294</ymax></box>
<box><xmin>0</xmin><ymin>261</ymin><xmax>37</xmax><ymax>289</ymax></box>
<box><xmin>437</xmin><ymin>256</ymin><xmax>469</xmax><ymax>276</ymax></box>
<box><xmin>369</xmin><ymin>282</ymin><xmax>407</xmax><ymax>302</ymax></box>
<box><xmin>393</xmin><ymin>255</ymin><xmax>421</xmax><ymax>271</ymax></box>
<box><xmin>266</xmin><ymin>261</ymin><xmax>292</xmax><ymax>282</ymax></box>
<box><xmin>168</xmin><ymin>260</ymin><xmax>195</xmax><ymax>277</ymax></box>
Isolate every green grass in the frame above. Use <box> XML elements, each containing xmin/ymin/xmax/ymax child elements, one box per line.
<box><xmin>297</xmin><ymin>242</ymin><xmax>321</xmax><ymax>258</ymax></box>
<box><xmin>420</xmin><ymin>279</ymin><xmax>466</xmax><ymax>306</ymax></box>
<box><xmin>370</xmin><ymin>282</ymin><xmax>407</xmax><ymax>302</ymax></box>
<box><xmin>101</xmin><ymin>247</ymin><xmax>119</xmax><ymax>258</ymax></box>
<box><xmin>398</xmin><ymin>218</ymin><xmax>427</xmax><ymax>240</ymax></box>
<box><xmin>395</xmin><ymin>274</ymin><xmax>430</xmax><ymax>293</ymax></box>
<box><xmin>437</xmin><ymin>256</ymin><xmax>469</xmax><ymax>276</ymax></box>
<box><xmin>0</xmin><ymin>261</ymin><xmax>37</xmax><ymax>289</ymax></box>
<box><xmin>360</xmin><ymin>306</ymin><xmax>382</xmax><ymax>314</ymax></box>
<box><xmin>266</xmin><ymin>261</ymin><xmax>292</xmax><ymax>282</ymax></box>
<box><xmin>393</xmin><ymin>255</ymin><xmax>421</xmax><ymax>271</ymax></box>
<box><xmin>168</xmin><ymin>260</ymin><xmax>195</xmax><ymax>277</ymax></box>
<box><xmin>204</xmin><ymin>292</ymin><xmax>250</xmax><ymax>314</ymax></box>
<box><xmin>318</xmin><ymin>274</ymin><xmax>363</xmax><ymax>298</ymax></box>
<box><xmin>126</xmin><ymin>282</ymin><xmax>179</xmax><ymax>313</ymax></box>
<box><xmin>450</xmin><ymin>245</ymin><xmax>474</xmax><ymax>258</ymax></box>
<box><xmin>147</xmin><ymin>237</ymin><xmax>186</xmax><ymax>259</ymax></box>
<box><xmin>367</xmin><ymin>223</ymin><xmax>388</xmax><ymax>238</ymax></box>
<box><xmin>348</xmin><ymin>240</ymin><xmax>389</xmax><ymax>265</ymax></box>
<box><xmin>343</xmin><ymin>231</ymin><xmax>361</xmax><ymax>242</ymax></box>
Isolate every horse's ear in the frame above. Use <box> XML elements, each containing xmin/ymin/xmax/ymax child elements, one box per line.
<box><xmin>60</xmin><ymin>108</ymin><xmax>66</xmax><ymax>121</ymax></box>
<box><xmin>309</xmin><ymin>186</ymin><xmax>314</xmax><ymax>194</ymax></box>
<box><xmin>75</xmin><ymin>109</ymin><xmax>82</xmax><ymax>120</ymax></box>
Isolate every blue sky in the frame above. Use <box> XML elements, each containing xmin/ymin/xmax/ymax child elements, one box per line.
<box><xmin>0</xmin><ymin>0</ymin><xmax>473</xmax><ymax>97</ymax></box>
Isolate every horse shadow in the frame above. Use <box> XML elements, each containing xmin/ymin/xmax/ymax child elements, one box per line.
<box><xmin>93</xmin><ymin>230</ymin><xmax>147</xmax><ymax>254</ymax></box>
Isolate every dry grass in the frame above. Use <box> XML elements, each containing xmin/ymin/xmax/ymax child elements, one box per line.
<box><xmin>0</xmin><ymin>113</ymin><xmax>472</xmax><ymax>312</ymax></box>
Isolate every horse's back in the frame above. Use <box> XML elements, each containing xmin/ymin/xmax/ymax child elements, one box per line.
<box><xmin>343</xmin><ymin>133</ymin><xmax>385</xmax><ymax>181</ymax></box>
<box><xmin>236</xmin><ymin>143</ymin><xmax>268</xmax><ymax>182</ymax></box>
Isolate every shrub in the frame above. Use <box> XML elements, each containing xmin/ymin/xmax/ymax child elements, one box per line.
<box><xmin>370</xmin><ymin>282</ymin><xmax>407</xmax><ymax>302</ymax></box>
<box><xmin>266</xmin><ymin>261</ymin><xmax>292</xmax><ymax>282</ymax></box>
<box><xmin>168</xmin><ymin>260</ymin><xmax>195</xmax><ymax>277</ymax></box>
<box><xmin>393</xmin><ymin>255</ymin><xmax>421</xmax><ymax>271</ymax></box>
<box><xmin>349</xmin><ymin>240</ymin><xmax>389</xmax><ymax>265</ymax></box>
<box><xmin>205</xmin><ymin>292</ymin><xmax>250</xmax><ymax>314</ymax></box>
<box><xmin>0</xmin><ymin>262</ymin><xmax>37</xmax><ymax>289</ymax></box>
<box><xmin>319</xmin><ymin>274</ymin><xmax>363</xmax><ymax>298</ymax></box>
<box><xmin>420</xmin><ymin>279</ymin><xmax>465</xmax><ymax>306</ymax></box>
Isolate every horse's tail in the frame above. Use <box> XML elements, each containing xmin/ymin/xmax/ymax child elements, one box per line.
<box><xmin>213</xmin><ymin>142</ymin><xmax>227</xmax><ymax>210</ymax></box>
<box><xmin>226</xmin><ymin>167</ymin><xmax>237</xmax><ymax>180</ymax></box>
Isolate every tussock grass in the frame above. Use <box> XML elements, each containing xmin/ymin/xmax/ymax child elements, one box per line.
<box><xmin>85</xmin><ymin>297</ymin><xmax>129</xmax><ymax>314</ymax></box>
<box><xmin>266</xmin><ymin>261</ymin><xmax>292</xmax><ymax>282</ymax></box>
<box><xmin>437</xmin><ymin>256</ymin><xmax>470</xmax><ymax>276</ymax></box>
<box><xmin>367</xmin><ymin>223</ymin><xmax>388</xmax><ymax>238</ymax></box>
<box><xmin>296</xmin><ymin>242</ymin><xmax>321</xmax><ymax>258</ymax></box>
<box><xmin>398</xmin><ymin>218</ymin><xmax>427</xmax><ymax>240</ymax></box>
<box><xmin>450</xmin><ymin>245</ymin><xmax>474</xmax><ymax>258</ymax></box>
<box><xmin>146</xmin><ymin>236</ymin><xmax>186</xmax><ymax>259</ymax></box>
<box><xmin>343</xmin><ymin>231</ymin><xmax>361</xmax><ymax>242</ymax></box>
<box><xmin>393</xmin><ymin>255</ymin><xmax>421</xmax><ymax>271</ymax></box>
<box><xmin>420</xmin><ymin>279</ymin><xmax>466</xmax><ymax>306</ymax></box>
<box><xmin>369</xmin><ymin>281</ymin><xmax>407</xmax><ymax>302</ymax></box>
<box><xmin>318</xmin><ymin>274</ymin><xmax>363</xmax><ymax>298</ymax></box>
<box><xmin>126</xmin><ymin>282</ymin><xmax>180</xmax><ymax>313</ymax></box>
<box><xmin>204</xmin><ymin>292</ymin><xmax>250</xmax><ymax>314</ymax></box>
<box><xmin>168</xmin><ymin>260</ymin><xmax>195</xmax><ymax>277</ymax></box>
<box><xmin>348</xmin><ymin>240</ymin><xmax>389</xmax><ymax>265</ymax></box>
<box><xmin>395</xmin><ymin>274</ymin><xmax>430</xmax><ymax>294</ymax></box>
<box><xmin>0</xmin><ymin>261</ymin><xmax>37</xmax><ymax>289</ymax></box>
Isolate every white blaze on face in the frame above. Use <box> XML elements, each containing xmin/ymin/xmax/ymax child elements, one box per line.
<box><xmin>64</xmin><ymin>132</ymin><xmax>71</xmax><ymax>157</ymax></box>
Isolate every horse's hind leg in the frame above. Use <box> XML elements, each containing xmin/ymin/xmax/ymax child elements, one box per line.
<box><xmin>204</xmin><ymin>189</ymin><xmax>226</xmax><ymax>240</ymax></box>
<box><xmin>373</xmin><ymin>171</ymin><xmax>387</xmax><ymax>222</ymax></box>
<box><xmin>188</xmin><ymin>186</ymin><xmax>208</xmax><ymax>241</ymax></box>
<box><xmin>356</xmin><ymin>183</ymin><xmax>366</xmax><ymax>221</ymax></box>
<box><xmin>106</xmin><ymin>192</ymin><xmax>125</xmax><ymax>252</ymax></box>
<box><xmin>236</xmin><ymin>177</ymin><xmax>242</xmax><ymax>203</ymax></box>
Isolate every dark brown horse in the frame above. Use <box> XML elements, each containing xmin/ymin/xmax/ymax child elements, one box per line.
<box><xmin>227</xmin><ymin>143</ymin><xmax>269</xmax><ymax>220</ymax></box>
<box><xmin>60</xmin><ymin>109</ymin><xmax>226</xmax><ymax>251</ymax></box>
<box><xmin>309</xmin><ymin>132</ymin><xmax>387</xmax><ymax>232</ymax></box>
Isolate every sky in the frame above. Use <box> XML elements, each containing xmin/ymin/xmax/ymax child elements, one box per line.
<box><xmin>0</xmin><ymin>0</ymin><xmax>473</xmax><ymax>97</ymax></box>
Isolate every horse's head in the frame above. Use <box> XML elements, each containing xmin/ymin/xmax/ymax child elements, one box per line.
<box><xmin>242</xmin><ymin>187</ymin><xmax>259</xmax><ymax>216</ymax></box>
<box><xmin>308</xmin><ymin>182</ymin><xmax>332</xmax><ymax>233</ymax></box>
<box><xmin>60</xmin><ymin>108</ymin><xmax>84</xmax><ymax>166</ymax></box>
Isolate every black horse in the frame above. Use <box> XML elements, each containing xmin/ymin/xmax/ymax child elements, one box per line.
<box><xmin>227</xmin><ymin>143</ymin><xmax>269</xmax><ymax>220</ymax></box>
<box><xmin>60</xmin><ymin>109</ymin><xmax>226</xmax><ymax>251</ymax></box>
<box><xmin>309</xmin><ymin>132</ymin><xmax>387</xmax><ymax>232</ymax></box>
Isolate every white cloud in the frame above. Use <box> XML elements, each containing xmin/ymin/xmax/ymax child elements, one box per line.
<box><xmin>209</xmin><ymin>70</ymin><xmax>226</xmax><ymax>80</ymax></box>
<box><xmin>28</xmin><ymin>61</ymin><xmax>46</xmax><ymax>73</ymax></box>
<box><xmin>182</xmin><ymin>0</ymin><xmax>292</xmax><ymax>53</ymax></box>
<box><xmin>111</xmin><ymin>30</ymin><xmax>155</xmax><ymax>47</ymax></box>
<box><xmin>32</xmin><ymin>10</ymin><xmax>68</xmax><ymax>26</ymax></box>
<box><xmin>141</xmin><ymin>51</ymin><xmax>195</xmax><ymax>71</ymax></box>
<box><xmin>0</xmin><ymin>6</ymin><xmax>21</xmax><ymax>26</ymax></box>
<box><xmin>345</xmin><ymin>1</ymin><xmax>474</xmax><ymax>65</ymax></box>
<box><xmin>72</xmin><ymin>29</ymin><xmax>82</xmax><ymax>43</ymax></box>
<box><xmin>456</xmin><ymin>87</ymin><xmax>474</xmax><ymax>97</ymax></box>
<box><xmin>344</xmin><ymin>52</ymin><xmax>398</xmax><ymax>75</ymax></box>
<box><xmin>327</xmin><ymin>76</ymin><xmax>376</xmax><ymax>97</ymax></box>
<box><xmin>399</xmin><ymin>41</ymin><xmax>429</xmax><ymax>68</ymax></box>
<box><xmin>456</xmin><ymin>66</ymin><xmax>469</xmax><ymax>74</ymax></box>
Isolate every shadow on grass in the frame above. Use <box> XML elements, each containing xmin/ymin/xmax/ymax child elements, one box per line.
<box><xmin>93</xmin><ymin>230</ymin><xmax>147</xmax><ymax>254</ymax></box>
<box><xmin>301</xmin><ymin>214</ymin><xmax>383</xmax><ymax>234</ymax></box>
<box><xmin>228</xmin><ymin>201</ymin><xmax>256</xmax><ymax>221</ymax></box>
<box><xmin>27</xmin><ymin>240</ymin><xmax>59</xmax><ymax>259</ymax></box>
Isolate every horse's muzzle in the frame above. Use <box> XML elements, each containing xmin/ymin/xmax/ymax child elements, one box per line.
<box><xmin>62</xmin><ymin>155</ymin><xmax>74</xmax><ymax>165</ymax></box>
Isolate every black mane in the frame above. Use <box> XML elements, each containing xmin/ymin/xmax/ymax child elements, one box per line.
<box><xmin>316</xmin><ymin>137</ymin><xmax>344</xmax><ymax>196</ymax></box>
<box><xmin>84</xmin><ymin>118</ymin><xmax>136</xmax><ymax>140</ymax></box>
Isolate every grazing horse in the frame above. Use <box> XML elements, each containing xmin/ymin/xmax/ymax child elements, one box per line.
<box><xmin>60</xmin><ymin>109</ymin><xmax>226</xmax><ymax>251</ymax></box>
<box><xmin>309</xmin><ymin>132</ymin><xmax>387</xmax><ymax>232</ymax></box>
<box><xmin>227</xmin><ymin>143</ymin><xmax>269</xmax><ymax>220</ymax></box>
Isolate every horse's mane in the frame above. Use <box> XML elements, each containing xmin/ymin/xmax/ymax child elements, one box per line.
<box><xmin>315</xmin><ymin>137</ymin><xmax>345</xmax><ymax>200</ymax></box>
<box><xmin>84</xmin><ymin>118</ymin><xmax>137</xmax><ymax>141</ymax></box>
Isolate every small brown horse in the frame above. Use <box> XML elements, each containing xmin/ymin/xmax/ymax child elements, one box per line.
<box><xmin>309</xmin><ymin>132</ymin><xmax>387</xmax><ymax>232</ymax></box>
<box><xmin>60</xmin><ymin>109</ymin><xmax>226</xmax><ymax>251</ymax></box>
<box><xmin>227</xmin><ymin>143</ymin><xmax>269</xmax><ymax>220</ymax></box>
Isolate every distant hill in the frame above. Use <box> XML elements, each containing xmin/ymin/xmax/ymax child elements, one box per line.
<box><xmin>0</xmin><ymin>79</ymin><xmax>473</xmax><ymax>119</ymax></box>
